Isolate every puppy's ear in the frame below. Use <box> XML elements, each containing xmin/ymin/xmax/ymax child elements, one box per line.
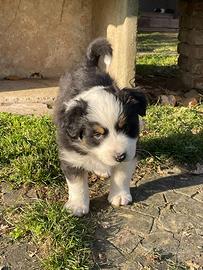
<box><xmin>62</xmin><ymin>99</ymin><xmax>87</xmax><ymax>138</ymax></box>
<box><xmin>119</xmin><ymin>88</ymin><xmax>147</xmax><ymax>116</ymax></box>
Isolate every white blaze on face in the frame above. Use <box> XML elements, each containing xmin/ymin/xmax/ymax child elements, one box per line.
<box><xmin>85</xmin><ymin>87</ymin><xmax>138</xmax><ymax>166</ymax></box>
<box><xmin>92</xmin><ymin>131</ymin><xmax>138</xmax><ymax>166</ymax></box>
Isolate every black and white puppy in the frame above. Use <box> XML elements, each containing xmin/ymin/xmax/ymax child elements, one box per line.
<box><xmin>54</xmin><ymin>38</ymin><xmax>147</xmax><ymax>216</ymax></box>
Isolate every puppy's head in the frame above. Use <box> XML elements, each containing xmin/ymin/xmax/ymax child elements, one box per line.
<box><xmin>62</xmin><ymin>87</ymin><xmax>147</xmax><ymax>166</ymax></box>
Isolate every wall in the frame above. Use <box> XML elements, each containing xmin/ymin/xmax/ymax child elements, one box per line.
<box><xmin>0</xmin><ymin>0</ymin><xmax>92</xmax><ymax>78</ymax></box>
<box><xmin>178</xmin><ymin>0</ymin><xmax>203</xmax><ymax>90</ymax></box>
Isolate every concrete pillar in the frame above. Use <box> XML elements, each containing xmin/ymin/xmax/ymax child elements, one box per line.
<box><xmin>178</xmin><ymin>0</ymin><xmax>203</xmax><ymax>91</ymax></box>
<box><xmin>92</xmin><ymin>0</ymin><xmax>138</xmax><ymax>88</ymax></box>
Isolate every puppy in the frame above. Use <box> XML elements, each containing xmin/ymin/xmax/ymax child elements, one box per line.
<box><xmin>54</xmin><ymin>38</ymin><xmax>147</xmax><ymax>216</ymax></box>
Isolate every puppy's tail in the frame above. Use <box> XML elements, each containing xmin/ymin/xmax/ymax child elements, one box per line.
<box><xmin>86</xmin><ymin>38</ymin><xmax>112</xmax><ymax>68</ymax></box>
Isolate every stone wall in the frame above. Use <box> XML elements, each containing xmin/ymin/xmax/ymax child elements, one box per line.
<box><xmin>178</xmin><ymin>0</ymin><xmax>203</xmax><ymax>91</ymax></box>
<box><xmin>0</xmin><ymin>0</ymin><xmax>92</xmax><ymax>79</ymax></box>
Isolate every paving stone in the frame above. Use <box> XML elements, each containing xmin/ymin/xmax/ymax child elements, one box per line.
<box><xmin>108</xmin><ymin>228</ymin><xmax>142</xmax><ymax>254</ymax></box>
<box><xmin>93</xmin><ymin>174</ymin><xmax>203</xmax><ymax>268</ymax></box>
<box><xmin>0</xmin><ymin>79</ymin><xmax>58</xmax><ymax>115</ymax></box>
<box><xmin>118</xmin><ymin>210</ymin><xmax>154</xmax><ymax>236</ymax></box>
<box><xmin>158</xmin><ymin>209</ymin><xmax>195</xmax><ymax>233</ymax></box>
<box><xmin>1</xmin><ymin>170</ymin><xmax>203</xmax><ymax>269</ymax></box>
<box><xmin>141</xmin><ymin>231</ymin><xmax>180</xmax><ymax>254</ymax></box>
<box><xmin>2</xmin><ymin>187</ymin><xmax>25</xmax><ymax>207</ymax></box>
<box><xmin>176</xmin><ymin>231</ymin><xmax>203</xmax><ymax>264</ymax></box>
<box><xmin>0</xmin><ymin>79</ymin><xmax>58</xmax><ymax>104</ymax></box>
<box><xmin>119</xmin><ymin>264</ymin><xmax>143</xmax><ymax>270</ymax></box>
<box><xmin>130</xmin><ymin>202</ymin><xmax>160</xmax><ymax>218</ymax></box>
<box><xmin>193</xmin><ymin>191</ymin><xmax>203</xmax><ymax>202</ymax></box>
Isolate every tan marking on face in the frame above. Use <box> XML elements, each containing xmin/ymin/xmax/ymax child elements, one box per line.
<box><xmin>118</xmin><ymin>114</ymin><xmax>126</xmax><ymax>128</ymax></box>
<box><xmin>93</xmin><ymin>124</ymin><xmax>105</xmax><ymax>135</ymax></box>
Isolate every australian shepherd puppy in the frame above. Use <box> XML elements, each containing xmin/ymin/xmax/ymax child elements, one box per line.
<box><xmin>54</xmin><ymin>38</ymin><xmax>147</xmax><ymax>216</ymax></box>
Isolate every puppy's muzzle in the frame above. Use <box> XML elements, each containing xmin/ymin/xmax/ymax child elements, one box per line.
<box><xmin>114</xmin><ymin>152</ymin><xmax>126</xmax><ymax>162</ymax></box>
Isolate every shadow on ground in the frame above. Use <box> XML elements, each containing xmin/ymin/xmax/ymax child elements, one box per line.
<box><xmin>131</xmin><ymin>173</ymin><xmax>203</xmax><ymax>202</ymax></box>
<box><xmin>136</xmin><ymin>64</ymin><xmax>178</xmax><ymax>77</ymax></box>
<box><xmin>91</xmin><ymin>174</ymin><xmax>203</xmax><ymax>212</ymax></box>
<box><xmin>140</xmin><ymin>130</ymin><xmax>203</xmax><ymax>166</ymax></box>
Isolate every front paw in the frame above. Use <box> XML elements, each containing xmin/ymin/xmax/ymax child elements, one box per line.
<box><xmin>108</xmin><ymin>192</ymin><xmax>132</xmax><ymax>207</ymax></box>
<box><xmin>64</xmin><ymin>200</ymin><xmax>89</xmax><ymax>217</ymax></box>
<box><xmin>94</xmin><ymin>170</ymin><xmax>111</xmax><ymax>179</ymax></box>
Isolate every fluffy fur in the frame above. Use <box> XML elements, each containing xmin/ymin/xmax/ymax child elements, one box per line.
<box><xmin>54</xmin><ymin>37</ymin><xmax>147</xmax><ymax>216</ymax></box>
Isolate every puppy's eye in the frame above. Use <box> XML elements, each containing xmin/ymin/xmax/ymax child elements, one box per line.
<box><xmin>93</xmin><ymin>132</ymin><xmax>103</xmax><ymax>140</ymax></box>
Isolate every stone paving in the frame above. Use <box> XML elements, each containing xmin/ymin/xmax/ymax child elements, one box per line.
<box><xmin>92</xmin><ymin>173</ymin><xmax>203</xmax><ymax>269</ymax></box>
<box><xmin>0</xmin><ymin>79</ymin><xmax>58</xmax><ymax>115</ymax></box>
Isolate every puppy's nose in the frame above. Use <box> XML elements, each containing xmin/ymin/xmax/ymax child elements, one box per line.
<box><xmin>115</xmin><ymin>152</ymin><xmax>126</xmax><ymax>162</ymax></box>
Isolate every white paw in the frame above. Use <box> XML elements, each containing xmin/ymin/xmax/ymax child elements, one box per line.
<box><xmin>64</xmin><ymin>200</ymin><xmax>89</xmax><ymax>217</ymax></box>
<box><xmin>94</xmin><ymin>171</ymin><xmax>110</xmax><ymax>179</ymax></box>
<box><xmin>108</xmin><ymin>192</ymin><xmax>132</xmax><ymax>207</ymax></box>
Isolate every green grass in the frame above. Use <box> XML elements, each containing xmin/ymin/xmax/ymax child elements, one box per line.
<box><xmin>9</xmin><ymin>201</ymin><xmax>93</xmax><ymax>270</ymax></box>
<box><xmin>140</xmin><ymin>106</ymin><xmax>203</xmax><ymax>165</ymax></box>
<box><xmin>137</xmin><ymin>32</ymin><xmax>178</xmax><ymax>54</ymax></box>
<box><xmin>0</xmin><ymin>113</ymin><xmax>61</xmax><ymax>186</ymax></box>
<box><xmin>1</xmin><ymin>106</ymin><xmax>203</xmax><ymax>269</ymax></box>
<box><xmin>136</xmin><ymin>32</ymin><xmax>178</xmax><ymax>76</ymax></box>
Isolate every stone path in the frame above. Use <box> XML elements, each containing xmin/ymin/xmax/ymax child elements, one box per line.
<box><xmin>92</xmin><ymin>173</ymin><xmax>203</xmax><ymax>269</ymax></box>
<box><xmin>0</xmin><ymin>79</ymin><xmax>58</xmax><ymax>115</ymax></box>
